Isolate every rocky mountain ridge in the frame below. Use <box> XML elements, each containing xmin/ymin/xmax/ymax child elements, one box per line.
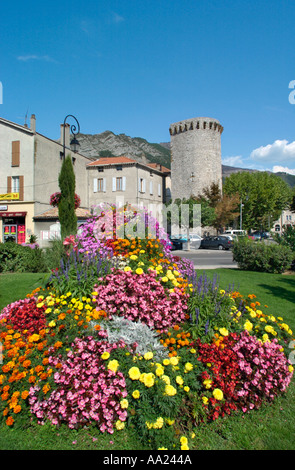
<box><xmin>76</xmin><ymin>130</ymin><xmax>295</xmax><ymax>187</ymax></box>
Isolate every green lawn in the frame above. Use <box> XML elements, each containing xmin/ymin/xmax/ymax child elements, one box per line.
<box><xmin>0</xmin><ymin>269</ymin><xmax>295</xmax><ymax>450</ymax></box>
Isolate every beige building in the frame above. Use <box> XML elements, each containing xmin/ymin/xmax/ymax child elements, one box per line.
<box><xmin>0</xmin><ymin>115</ymin><xmax>92</xmax><ymax>246</ymax></box>
<box><xmin>87</xmin><ymin>156</ymin><xmax>170</xmax><ymax>223</ymax></box>
<box><xmin>0</xmin><ymin>115</ymin><xmax>171</xmax><ymax>246</ymax></box>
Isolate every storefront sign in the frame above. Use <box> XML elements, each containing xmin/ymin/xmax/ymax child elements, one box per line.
<box><xmin>0</xmin><ymin>205</ymin><xmax>8</xmax><ymax>211</ymax></box>
<box><xmin>0</xmin><ymin>193</ymin><xmax>19</xmax><ymax>201</ymax></box>
<box><xmin>0</xmin><ymin>212</ymin><xmax>27</xmax><ymax>217</ymax></box>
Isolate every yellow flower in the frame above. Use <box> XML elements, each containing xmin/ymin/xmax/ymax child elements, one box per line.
<box><xmin>219</xmin><ymin>327</ymin><xmax>229</xmax><ymax>336</ymax></box>
<box><xmin>115</xmin><ymin>420</ymin><xmax>125</xmax><ymax>430</ymax></box>
<box><xmin>48</xmin><ymin>321</ymin><xmax>56</xmax><ymax>328</ymax></box>
<box><xmin>128</xmin><ymin>367</ymin><xmax>141</xmax><ymax>380</ymax></box>
<box><xmin>181</xmin><ymin>444</ymin><xmax>189</xmax><ymax>450</ymax></box>
<box><xmin>144</xmin><ymin>351</ymin><xmax>153</xmax><ymax>360</ymax></box>
<box><xmin>184</xmin><ymin>386</ymin><xmax>190</xmax><ymax>392</ymax></box>
<box><xmin>143</xmin><ymin>373</ymin><xmax>155</xmax><ymax>388</ymax></box>
<box><xmin>163</xmin><ymin>358</ymin><xmax>170</xmax><ymax>366</ymax></box>
<box><xmin>158</xmin><ymin>447</ymin><xmax>168</xmax><ymax>450</ymax></box>
<box><xmin>108</xmin><ymin>360</ymin><xmax>119</xmax><ymax>373</ymax></box>
<box><xmin>130</xmin><ymin>255</ymin><xmax>138</xmax><ymax>260</ymax></box>
<box><xmin>184</xmin><ymin>362</ymin><xmax>193</xmax><ymax>372</ymax></box>
<box><xmin>213</xmin><ymin>388</ymin><xmax>224</xmax><ymax>400</ymax></box>
<box><xmin>156</xmin><ymin>366</ymin><xmax>164</xmax><ymax>376</ymax></box>
<box><xmin>202</xmin><ymin>396</ymin><xmax>209</xmax><ymax>404</ymax></box>
<box><xmin>101</xmin><ymin>352</ymin><xmax>110</xmax><ymax>360</ymax></box>
<box><xmin>176</xmin><ymin>375</ymin><xmax>184</xmax><ymax>385</ymax></box>
<box><xmin>203</xmin><ymin>379</ymin><xmax>213</xmax><ymax>389</ymax></box>
<box><xmin>180</xmin><ymin>436</ymin><xmax>188</xmax><ymax>445</ymax></box>
<box><xmin>161</xmin><ymin>375</ymin><xmax>170</xmax><ymax>385</ymax></box>
<box><xmin>165</xmin><ymin>385</ymin><xmax>177</xmax><ymax>396</ymax></box>
<box><xmin>288</xmin><ymin>365</ymin><xmax>294</xmax><ymax>373</ymax></box>
<box><xmin>120</xmin><ymin>399</ymin><xmax>129</xmax><ymax>409</ymax></box>
<box><xmin>244</xmin><ymin>320</ymin><xmax>253</xmax><ymax>332</ymax></box>
<box><xmin>170</xmin><ymin>356</ymin><xmax>179</xmax><ymax>366</ymax></box>
<box><xmin>153</xmin><ymin>417</ymin><xmax>164</xmax><ymax>429</ymax></box>
<box><xmin>135</xmin><ymin>268</ymin><xmax>144</xmax><ymax>275</ymax></box>
<box><xmin>132</xmin><ymin>390</ymin><xmax>140</xmax><ymax>399</ymax></box>
<box><xmin>161</xmin><ymin>276</ymin><xmax>168</xmax><ymax>283</ymax></box>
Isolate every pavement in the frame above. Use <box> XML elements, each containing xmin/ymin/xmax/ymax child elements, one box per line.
<box><xmin>170</xmin><ymin>248</ymin><xmax>238</xmax><ymax>270</ymax></box>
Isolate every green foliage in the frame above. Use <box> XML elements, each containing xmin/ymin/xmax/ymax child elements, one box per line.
<box><xmin>58</xmin><ymin>155</ymin><xmax>77</xmax><ymax>239</ymax></box>
<box><xmin>232</xmin><ymin>237</ymin><xmax>293</xmax><ymax>273</ymax></box>
<box><xmin>186</xmin><ymin>274</ymin><xmax>234</xmax><ymax>341</ymax></box>
<box><xmin>223</xmin><ymin>171</ymin><xmax>292</xmax><ymax>231</ymax></box>
<box><xmin>0</xmin><ymin>242</ymin><xmax>47</xmax><ymax>273</ymax></box>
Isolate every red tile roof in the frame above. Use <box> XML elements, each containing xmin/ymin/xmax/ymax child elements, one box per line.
<box><xmin>87</xmin><ymin>156</ymin><xmax>136</xmax><ymax>166</ymax></box>
<box><xmin>34</xmin><ymin>207</ymin><xmax>91</xmax><ymax>219</ymax></box>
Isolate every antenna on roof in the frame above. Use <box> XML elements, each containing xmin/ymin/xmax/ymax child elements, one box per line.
<box><xmin>24</xmin><ymin>108</ymin><xmax>29</xmax><ymax>127</ymax></box>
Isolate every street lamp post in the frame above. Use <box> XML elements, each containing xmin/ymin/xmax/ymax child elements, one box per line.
<box><xmin>62</xmin><ymin>114</ymin><xmax>80</xmax><ymax>159</ymax></box>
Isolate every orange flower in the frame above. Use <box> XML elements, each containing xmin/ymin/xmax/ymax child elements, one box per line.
<box><xmin>13</xmin><ymin>405</ymin><xmax>21</xmax><ymax>414</ymax></box>
<box><xmin>6</xmin><ymin>416</ymin><xmax>14</xmax><ymax>426</ymax></box>
<box><xmin>21</xmin><ymin>390</ymin><xmax>29</xmax><ymax>400</ymax></box>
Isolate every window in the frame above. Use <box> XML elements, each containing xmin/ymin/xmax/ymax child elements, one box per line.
<box><xmin>11</xmin><ymin>141</ymin><xmax>20</xmax><ymax>167</ymax></box>
<box><xmin>112</xmin><ymin>177</ymin><xmax>126</xmax><ymax>192</ymax></box>
<box><xmin>116</xmin><ymin>177</ymin><xmax>123</xmax><ymax>191</ymax></box>
<box><xmin>7</xmin><ymin>175</ymin><xmax>24</xmax><ymax>200</ymax></box>
<box><xmin>150</xmin><ymin>181</ymin><xmax>153</xmax><ymax>195</ymax></box>
<box><xmin>98</xmin><ymin>167</ymin><xmax>104</xmax><ymax>172</ymax></box>
<box><xmin>139</xmin><ymin>178</ymin><xmax>146</xmax><ymax>193</ymax></box>
<box><xmin>12</xmin><ymin>176</ymin><xmax>20</xmax><ymax>192</ymax></box>
<box><xmin>116</xmin><ymin>165</ymin><xmax>123</xmax><ymax>171</ymax></box>
<box><xmin>93</xmin><ymin>177</ymin><xmax>106</xmax><ymax>193</ymax></box>
<box><xmin>158</xmin><ymin>183</ymin><xmax>161</xmax><ymax>197</ymax></box>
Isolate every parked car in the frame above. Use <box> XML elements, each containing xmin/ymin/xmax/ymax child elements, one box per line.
<box><xmin>189</xmin><ymin>234</ymin><xmax>202</xmax><ymax>249</ymax></box>
<box><xmin>251</xmin><ymin>231</ymin><xmax>271</xmax><ymax>240</ymax></box>
<box><xmin>200</xmin><ymin>236</ymin><xmax>233</xmax><ymax>250</ymax></box>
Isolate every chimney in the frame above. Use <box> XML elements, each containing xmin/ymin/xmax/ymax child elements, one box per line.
<box><xmin>30</xmin><ymin>114</ymin><xmax>36</xmax><ymax>133</ymax></box>
<box><xmin>61</xmin><ymin>123</ymin><xmax>70</xmax><ymax>149</ymax></box>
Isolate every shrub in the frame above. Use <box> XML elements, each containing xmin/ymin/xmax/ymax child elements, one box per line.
<box><xmin>0</xmin><ymin>242</ymin><xmax>47</xmax><ymax>273</ymax></box>
<box><xmin>232</xmin><ymin>237</ymin><xmax>293</xmax><ymax>273</ymax></box>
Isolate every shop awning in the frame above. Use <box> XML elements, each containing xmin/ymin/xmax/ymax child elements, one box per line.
<box><xmin>0</xmin><ymin>212</ymin><xmax>27</xmax><ymax>217</ymax></box>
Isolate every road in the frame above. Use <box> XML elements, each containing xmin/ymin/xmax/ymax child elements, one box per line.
<box><xmin>171</xmin><ymin>248</ymin><xmax>238</xmax><ymax>269</ymax></box>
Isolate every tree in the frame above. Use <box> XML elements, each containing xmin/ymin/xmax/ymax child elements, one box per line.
<box><xmin>223</xmin><ymin>171</ymin><xmax>292</xmax><ymax>231</ymax></box>
<box><xmin>198</xmin><ymin>182</ymin><xmax>222</xmax><ymax>208</ymax></box>
<box><xmin>213</xmin><ymin>193</ymin><xmax>240</xmax><ymax>232</ymax></box>
<box><xmin>58</xmin><ymin>155</ymin><xmax>77</xmax><ymax>239</ymax></box>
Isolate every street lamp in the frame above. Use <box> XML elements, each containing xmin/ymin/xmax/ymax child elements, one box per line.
<box><xmin>62</xmin><ymin>114</ymin><xmax>80</xmax><ymax>159</ymax></box>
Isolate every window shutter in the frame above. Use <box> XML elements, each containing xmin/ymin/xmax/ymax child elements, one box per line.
<box><xmin>142</xmin><ymin>178</ymin><xmax>146</xmax><ymax>193</ymax></box>
<box><xmin>19</xmin><ymin>175</ymin><xmax>24</xmax><ymax>201</ymax></box>
<box><xmin>12</xmin><ymin>141</ymin><xmax>20</xmax><ymax>167</ymax></box>
<box><xmin>103</xmin><ymin>178</ymin><xmax>106</xmax><ymax>192</ymax></box>
<box><xmin>93</xmin><ymin>178</ymin><xmax>98</xmax><ymax>193</ymax></box>
<box><xmin>112</xmin><ymin>177</ymin><xmax>116</xmax><ymax>191</ymax></box>
<box><xmin>150</xmin><ymin>181</ymin><xmax>153</xmax><ymax>195</ymax></box>
<box><xmin>158</xmin><ymin>183</ymin><xmax>161</xmax><ymax>197</ymax></box>
<box><xmin>122</xmin><ymin>176</ymin><xmax>126</xmax><ymax>191</ymax></box>
<box><xmin>138</xmin><ymin>177</ymin><xmax>141</xmax><ymax>192</ymax></box>
<box><xmin>7</xmin><ymin>176</ymin><xmax>12</xmax><ymax>193</ymax></box>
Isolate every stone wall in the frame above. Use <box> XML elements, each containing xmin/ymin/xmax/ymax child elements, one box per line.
<box><xmin>169</xmin><ymin>117</ymin><xmax>223</xmax><ymax>200</ymax></box>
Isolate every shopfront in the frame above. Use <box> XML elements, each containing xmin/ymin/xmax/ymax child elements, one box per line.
<box><xmin>0</xmin><ymin>211</ymin><xmax>27</xmax><ymax>244</ymax></box>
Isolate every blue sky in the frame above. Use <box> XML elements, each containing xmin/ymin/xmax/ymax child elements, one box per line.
<box><xmin>0</xmin><ymin>0</ymin><xmax>294</xmax><ymax>173</ymax></box>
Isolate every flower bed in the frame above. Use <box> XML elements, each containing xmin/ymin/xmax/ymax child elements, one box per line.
<box><xmin>0</xmin><ymin>205</ymin><xmax>294</xmax><ymax>450</ymax></box>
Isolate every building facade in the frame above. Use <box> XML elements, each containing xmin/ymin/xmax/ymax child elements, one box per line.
<box><xmin>0</xmin><ymin>115</ymin><xmax>91</xmax><ymax>246</ymax></box>
<box><xmin>169</xmin><ymin>116</ymin><xmax>223</xmax><ymax>201</ymax></box>
<box><xmin>0</xmin><ymin>115</ymin><xmax>171</xmax><ymax>246</ymax></box>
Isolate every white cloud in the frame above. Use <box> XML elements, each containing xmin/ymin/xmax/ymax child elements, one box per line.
<box><xmin>222</xmin><ymin>155</ymin><xmax>244</xmax><ymax>167</ymax></box>
<box><xmin>111</xmin><ymin>12</ymin><xmax>125</xmax><ymax>23</ymax></box>
<box><xmin>250</xmin><ymin>139</ymin><xmax>295</xmax><ymax>164</ymax></box>
<box><xmin>17</xmin><ymin>55</ymin><xmax>57</xmax><ymax>63</ymax></box>
<box><xmin>272</xmin><ymin>165</ymin><xmax>295</xmax><ymax>175</ymax></box>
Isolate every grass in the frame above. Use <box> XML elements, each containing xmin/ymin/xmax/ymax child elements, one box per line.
<box><xmin>0</xmin><ymin>269</ymin><xmax>295</xmax><ymax>451</ymax></box>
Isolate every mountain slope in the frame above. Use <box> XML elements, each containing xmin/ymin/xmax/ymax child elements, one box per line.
<box><xmin>77</xmin><ymin>130</ymin><xmax>295</xmax><ymax>187</ymax></box>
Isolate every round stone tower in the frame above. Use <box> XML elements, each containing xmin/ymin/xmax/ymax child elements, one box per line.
<box><xmin>169</xmin><ymin>117</ymin><xmax>223</xmax><ymax>201</ymax></box>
